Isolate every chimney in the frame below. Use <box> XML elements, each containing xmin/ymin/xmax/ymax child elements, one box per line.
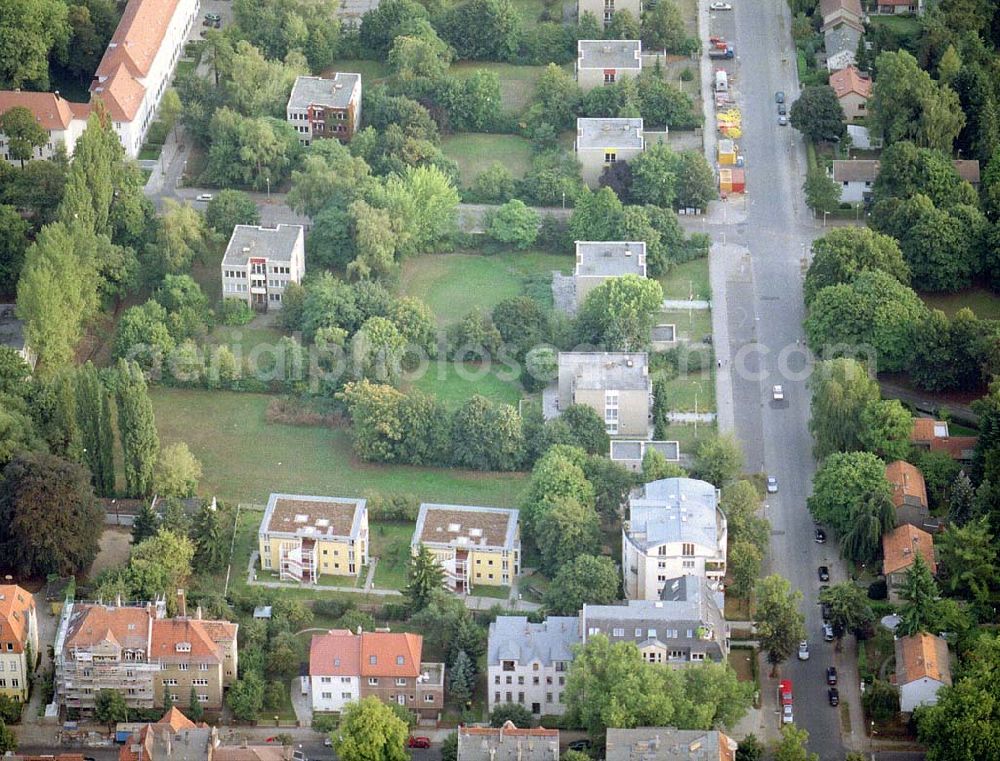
<box><xmin>177</xmin><ymin>589</ymin><xmax>187</xmax><ymax>618</ymax></box>
<box><xmin>55</xmin><ymin>90</ymin><xmax>61</xmax><ymax>99</ymax></box>
<box><xmin>195</xmin><ymin>606</ymin><xmax>203</xmax><ymax>620</ymax></box>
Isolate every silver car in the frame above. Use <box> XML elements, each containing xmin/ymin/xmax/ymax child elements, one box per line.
<box><xmin>797</xmin><ymin>640</ymin><xmax>810</xmax><ymax>660</ymax></box>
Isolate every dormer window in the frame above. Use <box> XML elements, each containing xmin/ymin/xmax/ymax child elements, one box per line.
<box><xmin>396</xmin><ymin>656</ymin><xmax>404</xmax><ymax>666</ymax></box>
<box><xmin>369</xmin><ymin>655</ymin><xmax>377</xmax><ymax>665</ymax></box>
<box><xmin>128</xmin><ymin>624</ymin><xmax>136</xmax><ymax>631</ymax></box>
<box><xmin>334</xmin><ymin>658</ymin><xmax>341</xmax><ymax>667</ymax></box>
<box><xmin>176</xmin><ymin>642</ymin><xmax>192</xmax><ymax>653</ymax></box>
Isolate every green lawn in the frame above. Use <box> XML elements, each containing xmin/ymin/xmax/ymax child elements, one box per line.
<box><xmin>401</xmin><ymin>250</ymin><xmax>572</xmax><ymax>324</ymax></box>
<box><xmin>150</xmin><ymin>388</ymin><xmax>528</xmax><ymax>505</ymax></box>
<box><xmin>660</xmin><ymin>308</ymin><xmax>713</xmax><ymax>342</ymax></box>
<box><xmin>370</xmin><ymin>523</ymin><xmax>415</xmax><ymax>591</ymax></box>
<box><xmin>138</xmin><ymin>145</ymin><xmax>162</xmax><ymax>161</ymax></box>
<box><xmin>469</xmin><ymin>584</ymin><xmax>511</xmax><ymax>599</ymax></box>
<box><xmin>441</xmin><ymin>134</ymin><xmax>534</xmax><ymax>188</ymax></box>
<box><xmin>866</xmin><ymin>13</ymin><xmax>922</xmax><ymax>38</ymax></box>
<box><xmin>659</xmin><ymin>372</ymin><xmax>715</xmax><ymax>413</ymax></box>
<box><xmin>204</xmin><ymin>320</ymin><xmax>288</xmax><ymax>372</ymax></box>
<box><xmin>448</xmin><ymin>62</ymin><xmax>553</xmax><ymax>112</ymax></box>
<box><xmin>660</xmin><ymin>258</ymin><xmax>710</xmax><ymax>301</ymax></box>
<box><xmin>321</xmin><ymin>60</ymin><xmax>389</xmax><ymax>82</ymax></box>
<box><xmin>511</xmin><ymin>0</ymin><xmax>548</xmax><ymax>26</ymax></box>
<box><xmin>406</xmin><ymin>361</ymin><xmax>523</xmax><ymax>408</ymax></box>
<box><xmin>657</xmin><ymin>421</ymin><xmax>716</xmax><ymax>457</ymax></box>
<box><xmin>921</xmin><ymin>287</ymin><xmax>1000</xmax><ymax>320</ymax></box>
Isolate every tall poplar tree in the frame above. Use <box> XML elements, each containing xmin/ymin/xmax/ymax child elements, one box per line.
<box><xmin>76</xmin><ymin>362</ymin><xmax>115</xmax><ymax>495</ymax></box>
<box><xmin>115</xmin><ymin>359</ymin><xmax>159</xmax><ymax>497</ymax></box>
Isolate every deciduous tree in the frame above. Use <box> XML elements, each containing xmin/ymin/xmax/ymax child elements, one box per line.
<box><xmin>0</xmin><ymin>451</ymin><xmax>102</xmax><ymax>576</ymax></box>
<box><xmin>205</xmin><ymin>189</ymin><xmax>260</xmax><ymax>234</ymax></box>
<box><xmin>544</xmin><ymin>554</ymin><xmax>619</xmax><ymax>614</ymax></box>
<box><xmin>0</xmin><ymin>107</ymin><xmax>48</xmax><ymax>167</ymax></box>
<box><xmin>535</xmin><ymin>496</ymin><xmax>601</xmax><ymax>575</ymax></box>
<box><xmin>808</xmin><ymin>358</ymin><xmax>880</xmax><ymax>458</ymax></box>
<box><xmin>576</xmin><ymin>274</ymin><xmax>663</xmax><ymax>350</ymax></box>
<box><xmin>486</xmin><ymin>200</ymin><xmax>540</xmax><ymax>249</ymax></box>
<box><xmin>333</xmin><ymin>696</ymin><xmax>409</xmax><ymax>761</ymax></box>
<box><xmin>153</xmin><ymin>442</ymin><xmax>202</xmax><ymax>498</ymax></box>
<box><xmin>789</xmin><ymin>86</ymin><xmax>846</xmax><ymax>143</ymax></box>
<box><xmin>804</xmin><ymin>227</ymin><xmax>909</xmax><ymax>305</ymax></box>
<box><xmin>115</xmin><ymin>359</ymin><xmax>160</xmax><ymax>497</ymax></box>
<box><xmin>755</xmin><ymin>575</ymin><xmax>806</xmax><ymax>676</ymax></box>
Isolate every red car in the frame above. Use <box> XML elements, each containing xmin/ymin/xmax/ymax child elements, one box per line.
<box><xmin>408</xmin><ymin>737</ymin><xmax>431</xmax><ymax>749</ymax></box>
<box><xmin>778</xmin><ymin>679</ymin><xmax>793</xmax><ymax>706</ymax></box>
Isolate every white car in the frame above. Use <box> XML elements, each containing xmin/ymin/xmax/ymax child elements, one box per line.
<box><xmin>772</xmin><ymin>384</ymin><xmax>784</xmax><ymax>400</ymax></box>
<box><xmin>797</xmin><ymin>640</ymin><xmax>810</xmax><ymax>660</ymax></box>
<box><xmin>767</xmin><ymin>477</ymin><xmax>778</xmax><ymax>494</ymax></box>
<box><xmin>196</xmin><ymin>193</ymin><xmax>214</xmax><ymax>202</ymax></box>
<box><xmin>710</xmin><ymin>2</ymin><xmax>733</xmax><ymax>8</ymax></box>
<box><xmin>782</xmin><ymin>705</ymin><xmax>794</xmax><ymax>724</ymax></box>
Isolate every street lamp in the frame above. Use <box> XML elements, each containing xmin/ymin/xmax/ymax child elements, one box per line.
<box><xmin>823</xmin><ymin>210</ymin><xmax>829</xmax><ymax>228</ymax></box>
<box><xmin>266</xmin><ymin>176</ymin><xmax>271</xmax><ymax>201</ymax></box>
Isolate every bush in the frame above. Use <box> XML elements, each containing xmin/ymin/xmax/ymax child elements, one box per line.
<box><xmin>680</xmin><ymin>67</ymin><xmax>694</xmax><ymax>82</ymax></box>
<box><xmin>220</xmin><ymin>299</ymin><xmax>255</xmax><ymax>326</ymax></box>
<box><xmin>312</xmin><ymin>713</ymin><xmax>338</xmax><ymax>733</ymax></box>
<box><xmin>312</xmin><ymin>599</ymin><xmax>354</xmax><ymax>620</ymax></box>
<box><xmin>363</xmin><ymin>492</ymin><xmax>421</xmax><ymax>522</ymax></box>
<box><xmin>867</xmin><ymin>579</ymin><xmax>887</xmax><ymax>600</ymax></box>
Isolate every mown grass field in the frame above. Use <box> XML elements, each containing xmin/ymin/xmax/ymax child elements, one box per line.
<box><xmin>150</xmin><ymin>388</ymin><xmax>528</xmax><ymax>506</ymax></box>
<box><xmin>441</xmin><ymin>133</ymin><xmax>534</xmax><ymax>187</ymax></box>
<box><xmin>659</xmin><ymin>257</ymin><xmax>711</xmax><ymax>301</ymax></box>
<box><xmin>370</xmin><ymin>522</ymin><xmax>415</xmax><ymax>590</ymax></box>
<box><xmin>659</xmin><ymin>371</ymin><xmax>716</xmax><ymax>413</ymax></box>
<box><xmin>321</xmin><ymin>59</ymin><xmax>389</xmax><ymax>82</ymax></box>
<box><xmin>920</xmin><ymin>287</ymin><xmax>1000</xmax><ymax>320</ymax></box>
<box><xmin>448</xmin><ymin>62</ymin><xmax>552</xmax><ymax>112</ymax></box>
<box><xmin>661</xmin><ymin>308</ymin><xmax>713</xmax><ymax>342</ymax></box>
<box><xmin>405</xmin><ymin>361</ymin><xmax>523</xmax><ymax>409</ymax></box>
<box><xmin>657</xmin><ymin>421</ymin><xmax>715</xmax><ymax>457</ymax></box>
<box><xmin>400</xmin><ymin>251</ymin><xmax>572</xmax><ymax>324</ymax></box>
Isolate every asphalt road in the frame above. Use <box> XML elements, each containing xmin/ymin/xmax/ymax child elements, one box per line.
<box><xmin>706</xmin><ymin>1</ymin><xmax>857</xmax><ymax>758</ymax></box>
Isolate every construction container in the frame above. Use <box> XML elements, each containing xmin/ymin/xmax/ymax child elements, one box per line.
<box><xmin>718</xmin><ymin>138</ymin><xmax>736</xmax><ymax>166</ymax></box>
<box><xmin>719</xmin><ymin>167</ymin><xmax>746</xmax><ymax>194</ymax></box>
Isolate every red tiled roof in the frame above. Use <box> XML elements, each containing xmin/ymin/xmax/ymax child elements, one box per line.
<box><xmin>118</xmin><ymin>707</ymin><xmax>208</xmax><ymax>761</ymax></box>
<box><xmin>460</xmin><ymin>722</ymin><xmax>560</xmax><ymax>739</ymax></box>
<box><xmin>829</xmin><ymin>66</ymin><xmax>871</xmax><ymax>99</ymax></box>
<box><xmin>309</xmin><ymin>630</ymin><xmax>361</xmax><ymax>677</ymax></box>
<box><xmin>885</xmin><ymin>460</ymin><xmax>928</xmax><ymax>510</ymax></box>
<box><xmin>883</xmin><ymin>524</ymin><xmax>936</xmax><ymax>576</ymax></box>
<box><xmin>895</xmin><ymin>633</ymin><xmax>951</xmax><ymax>685</ymax></box>
<box><xmin>930</xmin><ymin>435</ymin><xmax>977</xmax><ymax>460</ymax></box>
<box><xmin>65</xmin><ymin>604</ymin><xmax>152</xmax><ymax>652</ymax></box>
<box><xmin>93</xmin><ymin>0</ymin><xmax>182</xmax><ymax>81</ymax></box>
<box><xmin>93</xmin><ymin>63</ymin><xmax>146</xmax><ymax>122</ymax></box>
<box><xmin>0</xmin><ymin>91</ymin><xmax>85</xmax><ymax>131</ymax></box>
<box><xmin>152</xmin><ymin>618</ymin><xmax>223</xmax><ymax>663</ymax></box>
<box><xmin>360</xmin><ymin>632</ymin><xmax>422</xmax><ymax>678</ymax></box>
<box><xmin>0</xmin><ymin>585</ymin><xmax>34</xmax><ymax>655</ymax></box>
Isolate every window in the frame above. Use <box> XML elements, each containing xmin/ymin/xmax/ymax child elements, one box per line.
<box><xmin>517</xmin><ymin>676</ymin><xmax>524</xmax><ymax>685</ymax></box>
<box><xmin>505</xmin><ymin>676</ymin><xmax>512</xmax><ymax>684</ymax></box>
<box><xmin>604</xmin><ymin>71</ymin><xmax>616</xmax><ymax>84</ymax></box>
<box><xmin>682</xmin><ymin>560</ymin><xmax>695</xmax><ymax>569</ymax></box>
<box><xmin>691</xmin><ymin>653</ymin><xmax>705</xmax><ymax>661</ymax></box>
<box><xmin>322</xmin><ymin>692</ymin><xmax>332</xmax><ymax>700</ymax></box>
<box><xmin>424</xmin><ymin>694</ymin><xmax>435</xmax><ymax>702</ymax></box>
<box><xmin>494</xmin><ymin>676</ymin><xmax>500</xmax><ymax>684</ymax></box>
<box><xmin>682</xmin><ymin>543</ymin><xmax>695</xmax><ymax>557</ymax></box>
<box><xmin>368</xmin><ymin>677</ymin><xmax>379</xmax><ymax>686</ymax></box>
<box><xmin>657</xmin><ymin>545</ymin><xmax>667</xmax><ymax>556</ymax></box>
<box><xmin>558</xmin><ymin>676</ymin><xmax>565</xmax><ymax>686</ymax></box>
<box><xmin>342</xmin><ymin>692</ymin><xmax>353</xmax><ymax>699</ymax></box>
<box><xmin>395</xmin><ymin>678</ymin><xmax>407</xmax><ymax>686</ymax></box>
<box><xmin>533</xmin><ymin>677</ymin><xmax>539</xmax><ymax>685</ymax></box>
<box><xmin>495</xmin><ymin>691</ymin><xmax>501</xmax><ymax>703</ymax></box>
<box><xmin>193</xmin><ymin>679</ymin><xmax>209</xmax><ymax>686</ymax></box>
<box><xmin>604</xmin><ymin>151</ymin><xmax>617</xmax><ymax>164</ymax></box>
<box><xmin>612</xmin><ymin>628</ymin><xmax>625</xmax><ymax>637</ymax></box>
<box><xmin>517</xmin><ymin>692</ymin><xmax>525</xmax><ymax>704</ymax></box>
<box><xmin>178</xmin><ymin>663</ymin><xmax>189</xmax><ymax>671</ymax></box>
<box><xmin>341</xmin><ymin>677</ymin><xmax>351</xmax><ymax>684</ymax></box>
<box><xmin>199</xmin><ymin>663</ymin><xmax>209</xmax><ymax>671</ymax></box>
<box><xmin>546</xmin><ymin>692</ymin><xmax>552</xmax><ymax>703</ymax></box>
<box><xmin>164</xmin><ymin>679</ymin><xmax>179</xmax><ymax>686</ymax></box>
<box><xmin>370</xmin><ymin>655</ymin><xmax>377</xmax><ymax>665</ymax></box>
<box><xmin>635</xmin><ymin>628</ymin><xmax>643</xmax><ymax>637</ymax></box>
<box><xmin>197</xmin><ymin>694</ymin><xmax>209</xmax><ymax>703</ymax></box>
<box><xmin>396</xmin><ymin>656</ymin><xmax>405</xmax><ymax>666</ymax></box>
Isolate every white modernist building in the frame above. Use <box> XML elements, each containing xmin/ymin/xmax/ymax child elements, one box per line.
<box><xmin>221</xmin><ymin>225</ymin><xmax>305</xmax><ymax>312</ymax></box>
<box><xmin>622</xmin><ymin>477</ymin><xmax>727</xmax><ymax>600</ymax></box>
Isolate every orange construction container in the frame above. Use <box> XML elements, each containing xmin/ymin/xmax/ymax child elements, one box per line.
<box><xmin>719</xmin><ymin>167</ymin><xmax>746</xmax><ymax>194</ymax></box>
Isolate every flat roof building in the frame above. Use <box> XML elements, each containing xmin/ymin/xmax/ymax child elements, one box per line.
<box><xmin>606</xmin><ymin>729</ymin><xmax>737</xmax><ymax>761</ymax></box>
<box><xmin>286</xmin><ymin>73</ymin><xmax>362</xmax><ymax>144</ymax></box>
<box><xmin>258</xmin><ymin>493</ymin><xmax>369</xmax><ymax>583</ymax></box>
<box><xmin>576</xmin><ymin>40</ymin><xmax>641</xmax><ymax>91</ymax></box>
<box><xmin>412</xmin><ymin>504</ymin><xmax>521</xmax><ymax>592</ymax></box>
<box><xmin>574</xmin><ymin>241</ymin><xmax>647</xmax><ymax>307</ymax></box>
<box><xmin>575</xmin><ymin>118</ymin><xmax>647</xmax><ymax>187</ymax></box>
<box><xmin>220</xmin><ymin>224</ymin><xmax>305</xmax><ymax>312</ymax></box>
<box><xmin>554</xmin><ymin>352</ymin><xmax>652</xmax><ymax>437</ymax></box>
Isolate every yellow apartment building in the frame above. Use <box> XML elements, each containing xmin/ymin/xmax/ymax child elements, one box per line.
<box><xmin>258</xmin><ymin>494</ymin><xmax>369</xmax><ymax>583</ymax></box>
<box><xmin>412</xmin><ymin>504</ymin><xmax>520</xmax><ymax>593</ymax></box>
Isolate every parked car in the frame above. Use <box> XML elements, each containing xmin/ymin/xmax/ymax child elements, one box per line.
<box><xmin>828</xmin><ymin>687</ymin><xmax>839</xmax><ymax>706</ymax></box>
<box><xmin>710</xmin><ymin>2</ymin><xmax>733</xmax><ymax>8</ymax></box>
<box><xmin>814</xmin><ymin>528</ymin><xmax>826</xmax><ymax>543</ymax></box>
<box><xmin>818</xmin><ymin>566</ymin><xmax>830</xmax><ymax>582</ymax></box>
<box><xmin>823</xmin><ymin>623</ymin><xmax>835</xmax><ymax>642</ymax></box>
<box><xmin>767</xmin><ymin>477</ymin><xmax>778</xmax><ymax>493</ymax></box>
<box><xmin>323</xmin><ymin>739</ymin><xmax>332</xmax><ymax>748</ymax></box>
<box><xmin>772</xmin><ymin>384</ymin><xmax>784</xmax><ymax>400</ymax></box>
<box><xmin>568</xmin><ymin>740</ymin><xmax>592</xmax><ymax>752</ymax></box>
<box><xmin>408</xmin><ymin>737</ymin><xmax>431</xmax><ymax>749</ymax></box>
<box><xmin>797</xmin><ymin>640</ymin><xmax>810</xmax><ymax>660</ymax></box>
<box><xmin>778</xmin><ymin>679</ymin><xmax>793</xmax><ymax>706</ymax></box>
<box><xmin>777</xmin><ymin>103</ymin><xmax>787</xmax><ymax>115</ymax></box>
<box><xmin>775</xmin><ymin>91</ymin><xmax>785</xmax><ymax>103</ymax></box>
<box><xmin>827</xmin><ymin>666</ymin><xmax>838</xmax><ymax>685</ymax></box>
<box><xmin>821</xmin><ymin>602</ymin><xmax>832</xmax><ymax>621</ymax></box>
<box><xmin>196</xmin><ymin>193</ymin><xmax>214</xmax><ymax>202</ymax></box>
<box><xmin>778</xmin><ymin>115</ymin><xmax>788</xmax><ymax>126</ymax></box>
<box><xmin>782</xmin><ymin>704</ymin><xmax>794</xmax><ymax>724</ymax></box>
<box><xmin>204</xmin><ymin>12</ymin><xmax>221</xmax><ymax>21</ymax></box>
